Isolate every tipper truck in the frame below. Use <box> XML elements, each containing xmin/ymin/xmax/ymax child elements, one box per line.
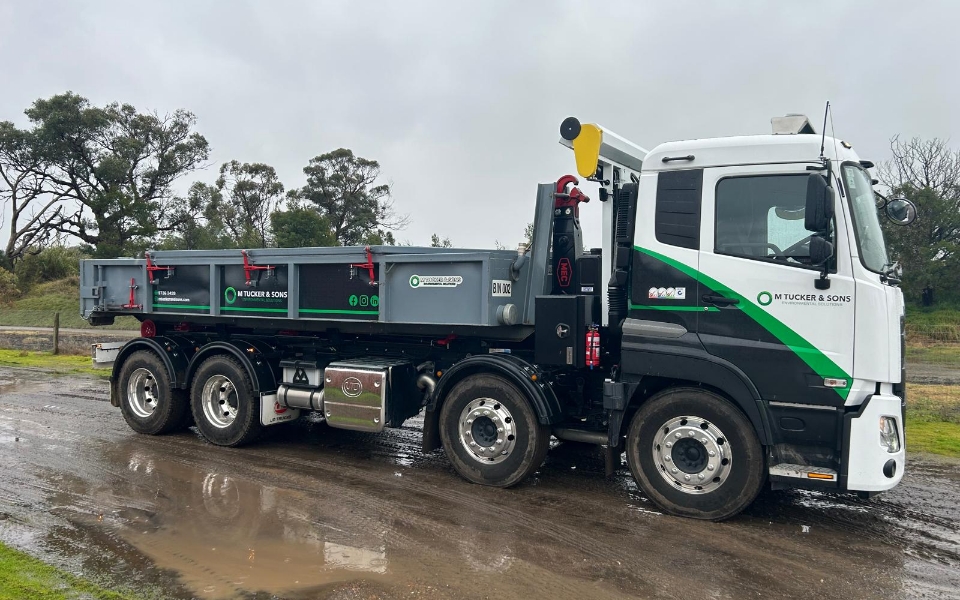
<box><xmin>80</xmin><ymin>115</ymin><xmax>917</xmax><ymax>520</ymax></box>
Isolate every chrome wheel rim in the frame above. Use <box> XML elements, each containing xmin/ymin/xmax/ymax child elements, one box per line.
<box><xmin>127</xmin><ymin>368</ymin><xmax>159</xmax><ymax>418</ymax></box>
<box><xmin>458</xmin><ymin>397</ymin><xmax>516</xmax><ymax>464</ymax></box>
<box><xmin>201</xmin><ymin>374</ymin><xmax>239</xmax><ymax>429</ymax></box>
<box><xmin>652</xmin><ymin>416</ymin><xmax>731</xmax><ymax>494</ymax></box>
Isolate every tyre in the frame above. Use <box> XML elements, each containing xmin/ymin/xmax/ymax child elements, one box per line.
<box><xmin>117</xmin><ymin>350</ymin><xmax>190</xmax><ymax>435</ymax></box>
<box><xmin>439</xmin><ymin>374</ymin><xmax>550</xmax><ymax>487</ymax></box>
<box><xmin>190</xmin><ymin>355</ymin><xmax>262</xmax><ymax>447</ymax></box>
<box><xmin>625</xmin><ymin>387</ymin><xmax>765</xmax><ymax>521</ymax></box>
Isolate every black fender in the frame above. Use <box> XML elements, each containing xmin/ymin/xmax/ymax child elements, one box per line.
<box><xmin>621</xmin><ymin>345</ymin><xmax>773</xmax><ymax>446</ymax></box>
<box><xmin>110</xmin><ymin>337</ymin><xmax>190</xmax><ymax>407</ymax></box>
<box><xmin>422</xmin><ymin>354</ymin><xmax>564</xmax><ymax>453</ymax></box>
<box><xmin>185</xmin><ymin>339</ymin><xmax>277</xmax><ymax>394</ymax></box>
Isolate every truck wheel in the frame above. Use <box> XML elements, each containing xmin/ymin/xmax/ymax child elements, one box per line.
<box><xmin>625</xmin><ymin>388</ymin><xmax>765</xmax><ymax>521</ymax></box>
<box><xmin>439</xmin><ymin>374</ymin><xmax>550</xmax><ymax>487</ymax></box>
<box><xmin>190</xmin><ymin>355</ymin><xmax>262</xmax><ymax>447</ymax></box>
<box><xmin>118</xmin><ymin>350</ymin><xmax>189</xmax><ymax>435</ymax></box>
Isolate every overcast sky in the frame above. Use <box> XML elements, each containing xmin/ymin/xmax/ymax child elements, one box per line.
<box><xmin>2</xmin><ymin>0</ymin><xmax>958</xmax><ymax>250</ymax></box>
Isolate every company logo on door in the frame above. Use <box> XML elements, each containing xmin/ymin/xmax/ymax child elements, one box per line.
<box><xmin>648</xmin><ymin>286</ymin><xmax>686</xmax><ymax>300</ymax></box>
<box><xmin>757</xmin><ymin>290</ymin><xmax>851</xmax><ymax>308</ymax></box>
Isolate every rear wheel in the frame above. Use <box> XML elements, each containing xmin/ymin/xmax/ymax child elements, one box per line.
<box><xmin>626</xmin><ymin>387</ymin><xmax>765</xmax><ymax>521</ymax></box>
<box><xmin>190</xmin><ymin>355</ymin><xmax>262</xmax><ymax>447</ymax></box>
<box><xmin>439</xmin><ymin>374</ymin><xmax>550</xmax><ymax>487</ymax></box>
<box><xmin>117</xmin><ymin>350</ymin><xmax>189</xmax><ymax>434</ymax></box>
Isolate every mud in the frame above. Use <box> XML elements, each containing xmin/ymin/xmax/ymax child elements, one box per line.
<box><xmin>0</xmin><ymin>366</ymin><xmax>958</xmax><ymax>599</ymax></box>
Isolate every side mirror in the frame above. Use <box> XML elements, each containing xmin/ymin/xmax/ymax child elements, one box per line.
<box><xmin>809</xmin><ymin>235</ymin><xmax>834</xmax><ymax>266</ymax></box>
<box><xmin>885</xmin><ymin>198</ymin><xmax>917</xmax><ymax>226</ymax></box>
<box><xmin>805</xmin><ymin>174</ymin><xmax>834</xmax><ymax>233</ymax></box>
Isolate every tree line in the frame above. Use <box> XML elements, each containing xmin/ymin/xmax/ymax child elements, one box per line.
<box><xmin>0</xmin><ymin>92</ymin><xmax>431</xmax><ymax>272</ymax></box>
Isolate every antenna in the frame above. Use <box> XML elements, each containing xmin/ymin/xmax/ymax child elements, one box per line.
<box><xmin>819</xmin><ymin>101</ymin><xmax>830</xmax><ymax>160</ymax></box>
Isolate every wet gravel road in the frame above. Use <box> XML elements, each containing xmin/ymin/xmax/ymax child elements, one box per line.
<box><xmin>0</xmin><ymin>366</ymin><xmax>958</xmax><ymax>600</ymax></box>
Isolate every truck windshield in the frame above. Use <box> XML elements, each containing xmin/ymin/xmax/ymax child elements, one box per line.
<box><xmin>842</xmin><ymin>164</ymin><xmax>890</xmax><ymax>273</ymax></box>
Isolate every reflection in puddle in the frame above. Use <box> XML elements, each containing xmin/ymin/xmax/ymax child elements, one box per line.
<box><xmin>104</xmin><ymin>446</ymin><xmax>395</xmax><ymax>598</ymax></box>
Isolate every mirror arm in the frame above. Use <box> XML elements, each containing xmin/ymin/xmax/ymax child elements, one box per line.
<box><xmin>874</xmin><ymin>190</ymin><xmax>890</xmax><ymax>210</ymax></box>
<box><xmin>814</xmin><ymin>264</ymin><xmax>831</xmax><ymax>290</ymax></box>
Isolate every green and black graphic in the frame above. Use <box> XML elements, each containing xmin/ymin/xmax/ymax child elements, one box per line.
<box><xmin>630</xmin><ymin>246</ymin><xmax>851</xmax><ymax>403</ymax></box>
<box><xmin>220</xmin><ymin>265</ymin><xmax>289</xmax><ymax>315</ymax></box>
<box><xmin>299</xmin><ymin>264</ymin><xmax>380</xmax><ymax>320</ymax></box>
<box><xmin>152</xmin><ymin>265</ymin><xmax>211</xmax><ymax>313</ymax></box>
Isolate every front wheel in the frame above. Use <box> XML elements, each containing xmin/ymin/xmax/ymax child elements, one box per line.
<box><xmin>626</xmin><ymin>388</ymin><xmax>765</xmax><ymax>521</ymax></box>
<box><xmin>439</xmin><ymin>374</ymin><xmax>550</xmax><ymax>487</ymax></box>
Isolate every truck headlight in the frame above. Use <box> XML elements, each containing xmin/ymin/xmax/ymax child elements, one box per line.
<box><xmin>879</xmin><ymin>416</ymin><xmax>901</xmax><ymax>453</ymax></box>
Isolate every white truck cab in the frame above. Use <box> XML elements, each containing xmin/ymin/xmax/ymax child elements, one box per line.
<box><xmin>562</xmin><ymin>114</ymin><xmax>911</xmax><ymax>516</ymax></box>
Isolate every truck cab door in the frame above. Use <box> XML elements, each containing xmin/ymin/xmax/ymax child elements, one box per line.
<box><xmin>696</xmin><ymin>165</ymin><xmax>855</xmax><ymax>407</ymax></box>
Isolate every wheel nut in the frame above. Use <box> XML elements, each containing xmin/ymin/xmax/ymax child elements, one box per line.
<box><xmin>708</xmin><ymin>450</ymin><xmax>715</xmax><ymax>457</ymax></box>
<box><xmin>671</xmin><ymin>468</ymin><xmax>678</xmax><ymax>474</ymax></box>
<box><xmin>665</xmin><ymin>456</ymin><xmax>672</xmax><ymax>462</ymax></box>
<box><xmin>470</xmin><ymin>441</ymin><xmax>477</xmax><ymax>447</ymax></box>
<box><xmin>496</xmin><ymin>439</ymin><xmax>503</xmax><ymax>445</ymax></box>
<box><xmin>684</xmin><ymin>474</ymin><xmax>690</xmax><ymax>481</ymax></box>
<box><xmin>466</xmin><ymin>419</ymin><xmax>473</xmax><ymax>424</ymax></box>
<box><xmin>498</xmin><ymin>428</ymin><xmax>504</xmax><ymax>433</ymax></box>
<box><xmin>675</xmin><ymin>432</ymin><xmax>681</xmax><ymax>439</ymax></box>
<box><xmin>698</xmin><ymin>474</ymin><xmax>704</xmax><ymax>480</ymax></box>
<box><xmin>688</xmin><ymin>431</ymin><xmax>696</xmax><ymax>437</ymax></box>
<box><xmin>665</xmin><ymin>442</ymin><xmax>672</xmax><ymax>448</ymax></box>
<box><xmin>707</xmin><ymin>465</ymin><xmax>714</xmax><ymax>471</ymax></box>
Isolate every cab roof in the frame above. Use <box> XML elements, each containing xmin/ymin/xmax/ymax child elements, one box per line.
<box><xmin>642</xmin><ymin>134</ymin><xmax>862</xmax><ymax>172</ymax></box>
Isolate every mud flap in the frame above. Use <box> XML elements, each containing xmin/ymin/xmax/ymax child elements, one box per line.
<box><xmin>422</xmin><ymin>407</ymin><xmax>442</xmax><ymax>452</ymax></box>
<box><xmin>260</xmin><ymin>393</ymin><xmax>300</xmax><ymax>426</ymax></box>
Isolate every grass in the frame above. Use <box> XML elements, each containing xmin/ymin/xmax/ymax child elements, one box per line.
<box><xmin>0</xmin><ymin>277</ymin><xmax>138</xmax><ymax>330</ymax></box>
<box><xmin>906</xmin><ymin>383</ymin><xmax>960</xmax><ymax>457</ymax></box>
<box><xmin>0</xmin><ymin>541</ymin><xmax>134</xmax><ymax>600</ymax></box>
<box><xmin>0</xmin><ymin>349</ymin><xmax>107</xmax><ymax>378</ymax></box>
<box><xmin>905</xmin><ymin>342</ymin><xmax>960</xmax><ymax>367</ymax></box>
<box><xmin>906</xmin><ymin>307</ymin><xmax>960</xmax><ymax>343</ymax></box>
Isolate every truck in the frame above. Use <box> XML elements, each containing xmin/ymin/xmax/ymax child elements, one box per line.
<box><xmin>79</xmin><ymin>114</ymin><xmax>917</xmax><ymax>520</ymax></box>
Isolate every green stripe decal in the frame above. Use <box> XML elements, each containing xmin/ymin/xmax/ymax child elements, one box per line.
<box><xmin>152</xmin><ymin>304</ymin><xmax>210</xmax><ymax>310</ymax></box>
<box><xmin>635</xmin><ymin>246</ymin><xmax>851</xmax><ymax>399</ymax></box>
<box><xmin>629</xmin><ymin>304</ymin><xmax>718</xmax><ymax>312</ymax></box>
<box><xmin>221</xmin><ymin>306</ymin><xmax>288</xmax><ymax>313</ymax></box>
<box><xmin>299</xmin><ymin>308</ymin><xmax>380</xmax><ymax>315</ymax></box>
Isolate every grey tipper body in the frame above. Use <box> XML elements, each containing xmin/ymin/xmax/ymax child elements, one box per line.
<box><xmin>80</xmin><ymin>186</ymin><xmax>557</xmax><ymax>337</ymax></box>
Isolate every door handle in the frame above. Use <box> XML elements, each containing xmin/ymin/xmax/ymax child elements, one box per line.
<box><xmin>702</xmin><ymin>294</ymin><xmax>740</xmax><ymax>306</ymax></box>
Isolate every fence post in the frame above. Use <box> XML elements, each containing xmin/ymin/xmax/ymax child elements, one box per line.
<box><xmin>53</xmin><ymin>312</ymin><xmax>60</xmax><ymax>355</ymax></box>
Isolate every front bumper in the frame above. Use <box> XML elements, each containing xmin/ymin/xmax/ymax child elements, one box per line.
<box><xmin>841</xmin><ymin>394</ymin><xmax>905</xmax><ymax>492</ymax></box>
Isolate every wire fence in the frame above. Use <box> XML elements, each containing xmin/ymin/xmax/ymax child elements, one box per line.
<box><xmin>906</xmin><ymin>322</ymin><xmax>960</xmax><ymax>343</ymax></box>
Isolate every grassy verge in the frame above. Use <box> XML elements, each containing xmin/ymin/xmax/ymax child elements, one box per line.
<box><xmin>905</xmin><ymin>342</ymin><xmax>960</xmax><ymax>368</ymax></box>
<box><xmin>0</xmin><ymin>277</ymin><xmax>139</xmax><ymax>330</ymax></box>
<box><xmin>0</xmin><ymin>541</ymin><xmax>134</xmax><ymax>600</ymax></box>
<box><xmin>906</xmin><ymin>307</ymin><xmax>960</xmax><ymax>343</ymax></box>
<box><xmin>906</xmin><ymin>383</ymin><xmax>960</xmax><ymax>457</ymax></box>
<box><xmin>0</xmin><ymin>349</ymin><xmax>106</xmax><ymax>378</ymax></box>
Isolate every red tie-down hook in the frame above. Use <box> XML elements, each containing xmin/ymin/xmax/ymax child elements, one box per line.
<box><xmin>241</xmin><ymin>250</ymin><xmax>275</xmax><ymax>286</ymax></box>
<box><xmin>554</xmin><ymin>175</ymin><xmax>590</xmax><ymax>218</ymax></box>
